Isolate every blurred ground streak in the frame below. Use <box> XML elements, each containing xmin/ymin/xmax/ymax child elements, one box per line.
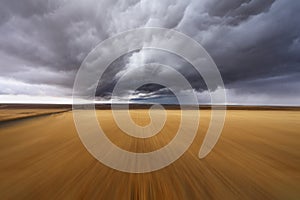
<box><xmin>72</xmin><ymin>28</ymin><xmax>226</xmax><ymax>172</ymax></box>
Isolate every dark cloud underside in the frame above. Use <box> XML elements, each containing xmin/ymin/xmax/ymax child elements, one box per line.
<box><xmin>0</xmin><ymin>0</ymin><xmax>299</xmax><ymax>105</ymax></box>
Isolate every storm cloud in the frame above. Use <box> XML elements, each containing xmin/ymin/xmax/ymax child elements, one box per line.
<box><xmin>0</xmin><ymin>0</ymin><xmax>299</xmax><ymax>105</ymax></box>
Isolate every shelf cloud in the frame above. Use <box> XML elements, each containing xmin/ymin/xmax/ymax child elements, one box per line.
<box><xmin>0</xmin><ymin>0</ymin><xmax>299</xmax><ymax>105</ymax></box>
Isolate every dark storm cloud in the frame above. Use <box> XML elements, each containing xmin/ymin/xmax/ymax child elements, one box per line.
<box><xmin>0</xmin><ymin>0</ymin><xmax>299</xmax><ymax>104</ymax></box>
<box><xmin>0</xmin><ymin>0</ymin><xmax>188</xmax><ymax>91</ymax></box>
<box><xmin>96</xmin><ymin>49</ymin><xmax>207</xmax><ymax>99</ymax></box>
<box><xmin>206</xmin><ymin>0</ymin><xmax>275</xmax><ymax>25</ymax></box>
<box><xmin>200</xmin><ymin>0</ymin><xmax>300</xmax><ymax>86</ymax></box>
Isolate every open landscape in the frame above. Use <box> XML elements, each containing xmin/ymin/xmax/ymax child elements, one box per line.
<box><xmin>1</xmin><ymin>1</ymin><xmax>300</xmax><ymax>199</ymax></box>
<box><xmin>0</xmin><ymin>105</ymin><xmax>299</xmax><ymax>199</ymax></box>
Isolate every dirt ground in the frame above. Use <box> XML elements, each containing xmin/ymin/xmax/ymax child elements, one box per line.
<box><xmin>0</xmin><ymin>109</ymin><xmax>299</xmax><ymax>199</ymax></box>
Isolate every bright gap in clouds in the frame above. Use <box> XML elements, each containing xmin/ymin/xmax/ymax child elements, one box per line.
<box><xmin>1</xmin><ymin>91</ymin><xmax>299</xmax><ymax>106</ymax></box>
<box><xmin>0</xmin><ymin>95</ymin><xmax>73</xmax><ymax>104</ymax></box>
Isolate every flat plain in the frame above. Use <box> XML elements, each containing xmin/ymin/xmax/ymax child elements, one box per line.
<box><xmin>0</xmin><ymin>106</ymin><xmax>299</xmax><ymax>199</ymax></box>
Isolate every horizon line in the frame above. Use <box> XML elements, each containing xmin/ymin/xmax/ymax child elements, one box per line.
<box><xmin>1</xmin><ymin>102</ymin><xmax>300</xmax><ymax>107</ymax></box>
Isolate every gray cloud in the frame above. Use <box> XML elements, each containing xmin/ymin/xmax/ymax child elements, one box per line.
<box><xmin>197</xmin><ymin>0</ymin><xmax>300</xmax><ymax>82</ymax></box>
<box><xmin>0</xmin><ymin>0</ymin><xmax>299</xmax><ymax>105</ymax></box>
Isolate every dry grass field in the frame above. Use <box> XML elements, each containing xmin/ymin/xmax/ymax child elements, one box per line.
<box><xmin>0</xmin><ymin>105</ymin><xmax>70</xmax><ymax>122</ymax></box>
<box><xmin>0</xmin><ymin>108</ymin><xmax>69</xmax><ymax>122</ymax></box>
<box><xmin>0</xmin><ymin>108</ymin><xmax>299</xmax><ymax>199</ymax></box>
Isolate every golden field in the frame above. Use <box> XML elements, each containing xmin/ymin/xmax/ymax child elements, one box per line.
<box><xmin>0</xmin><ymin>108</ymin><xmax>69</xmax><ymax>122</ymax></box>
<box><xmin>0</xmin><ymin>108</ymin><xmax>299</xmax><ymax>199</ymax></box>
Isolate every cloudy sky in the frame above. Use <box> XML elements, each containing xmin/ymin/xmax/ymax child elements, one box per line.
<box><xmin>0</xmin><ymin>0</ymin><xmax>299</xmax><ymax>105</ymax></box>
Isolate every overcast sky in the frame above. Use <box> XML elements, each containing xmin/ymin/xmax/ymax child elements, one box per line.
<box><xmin>0</xmin><ymin>0</ymin><xmax>299</xmax><ymax>105</ymax></box>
